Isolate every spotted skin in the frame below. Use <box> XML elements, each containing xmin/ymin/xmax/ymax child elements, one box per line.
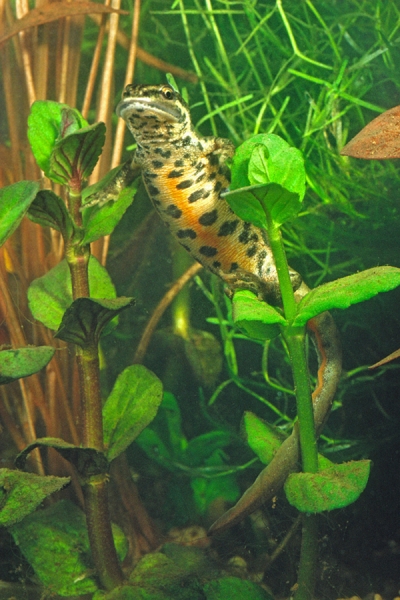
<box><xmin>117</xmin><ymin>84</ymin><xmax>342</xmax><ymax>533</ymax></box>
<box><xmin>117</xmin><ymin>84</ymin><xmax>301</xmax><ymax>303</ymax></box>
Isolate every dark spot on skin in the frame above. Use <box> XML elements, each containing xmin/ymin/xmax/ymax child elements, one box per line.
<box><xmin>177</xmin><ymin>179</ymin><xmax>194</xmax><ymax>190</ymax></box>
<box><xmin>155</xmin><ymin>148</ymin><xmax>171</xmax><ymax>158</ymax></box>
<box><xmin>144</xmin><ymin>172</ymin><xmax>158</xmax><ymax>179</ymax></box>
<box><xmin>175</xmin><ymin>159</ymin><xmax>184</xmax><ymax>167</ymax></box>
<box><xmin>257</xmin><ymin>250</ymin><xmax>267</xmax><ymax>276</ymax></box>
<box><xmin>177</xmin><ymin>228</ymin><xmax>197</xmax><ymax>239</ymax></box>
<box><xmin>247</xmin><ymin>245</ymin><xmax>257</xmax><ymax>258</ymax></box>
<box><xmin>202</xmin><ymin>190</ymin><xmax>211</xmax><ymax>199</ymax></box>
<box><xmin>250</xmin><ymin>233</ymin><xmax>259</xmax><ymax>242</ymax></box>
<box><xmin>213</xmin><ymin>261</ymin><xmax>221</xmax><ymax>269</ymax></box>
<box><xmin>199</xmin><ymin>246</ymin><xmax>218</xmax><ymax>257</ymax></box>
<box><xmin>182</xmin><ymin>136</ymin><xmax>192</xmax><ymax>146</ymax></box>
<box><xmin>195</xmin><ymin>173</ymin><xmax>206</xmax><ymax>183</ymax></box>
<box><xmin>147</xmin><ymin>184</ymin><xmax>160</xmax><ymax>196</ymax></box>
<box><xmin>168</xmin><ymin>169</ymin><xmax>185</xmax><ymax>178</ymax></box>
<box><xmin>183</xmin><ymin>153</ymin><xmax>191</xmax><ymax>159</ymax></box>
<box><xmin>188</xmin><ymin>189</ymin><xmax>205</xmax><ymax>203</ymax></box>
<box><xmin>165</xmin><ymin>204</ymin><xmax>182</xmax><ymax>219</ymax></box>
<box><xmin>209</xmin><ymin>154</ymin><xmax>219</xmax><ymax>166</ymax></box>
<box><xmin>199</xmin><ymin>209</ymin><xmax>218</xmax><ymax>226</ymax></box>
<box><xmin>230</xmin><ymin>262</ymin><xmax>239</xmax><ymax>272</ymax></box>
<box><xmin>239</xmin><ymin>223</ymin><xmax>251</xmax><ymax>244</ymax></box>
<box><xmin>208</xmin><ymin>172</ymin><xmax>217</xmax><ymax>181</ymax></box>
<box><xmin>214</xmin><ymin>181</ymin><xmax>223</xmax><ymax>193</ymax></box>
<box><xmin>154</xmin><ymin>199</ymin><xmax>161</xmax><ymax>206</ymax></box>
<box><xmin>152</xmin><ymin>160</ymin><xmax>164</xmax><ymax>169</ymax></box>
<box><xmin>218</xmin><ymin>220</ymin><xmax>239</xmax><ymax>236</ymax></box>
<box><xmin>195</xmin><ymin>161</ymin><xmax>204</xmax><ymax>172</ymax></box>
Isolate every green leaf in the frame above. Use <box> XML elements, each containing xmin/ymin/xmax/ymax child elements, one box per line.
<box><xmin>284</xmin><ymin>460</ymin><xmax>371</xmax><ymax>512</ymax></box>
<box><xmin>204</xmin><ymin>576</ymin><xmax>274</xmax><ymax>600</ymax></box>
<box><xmin>0</xmin><ymin>346</ymin><xmax>55</xmax><ymax>385</ymax></box>
<box><xmin>242</xmin><ymin>412</ymin><xmax>286</xmax><ymax>465</ymax></box>
<box><xmin>135</xmin><ymin>427</ymin><xmax>174</xmax><ymax>470</ymax></box>
<box><xmin>28</xmin><ymin>256</ymin><xmax>116</xmax><ymax>330</ymax></box>
<box><xmin>155</xmin><ymin>392</ymin><xmax>187</xmax><ymax>458</ymax></box>
<box><xmin>294</xmin><ymin>266</ymin><xmax>400</xmax><ymax>326</ymax></box>
<box><xmin>232</xmin><ymin>290</ymin><xmax>285</xmax><ymax>340</ymax></box>
<box><xmin>54</xmin><ymin>296</ymin><xmax>135</xmax><ymax>347</ymax></box>
<box><xmin>81</xmin><ymin>177</ymin><xmax>138</xmax><ymax>244</ymax></box>
<box><xmin>231</xmin><ymin>134</ymin><xmax>306</xmax><ymax>200</ymax></box>
<box><xmin>0</xmin><ymin>181</ymin><xmax>40</xmax><ymax>247</ymax></box>
<box><xmin>27</xmin><ymin>190</ymin><xmax>77</xmax><ymax>240</ymax></box>
<box><xmin>103</xmin><ymin>365</ymin><xmax>163</xmax><ymax>461</ymax></box>
<box><xmin>190</xmin><ymin>449</ymin><xmax>240</xmax><ymax>516</ymax></box>
<box><xmin>0</xmin><ymin>469</ymin><xmax>70</xmax><ymax>527</ymax></box>
<box><xmin>15</xmin><ymin>437</ymin><xmax>108</xmax><ymax>479</ymax></box>
<box><xmin>11</xmin><ymin>500</ymin><xmax>97</xmax><ymax>596</ymax></box>
<box><xmin>28</xmin><ymin>101</ymin><xmax>88</xmax><ymax>182</ymax></box>
<box><xmin>184</xmin><ymin>431</ymin><xmax>234</xmax><ymax>468</ymax></box>
<box><xmin>50</xmin><ymin>122</ymin><xmax>106</xmax><ymax>187</ymax></box>
<box><xmin>225</xmin><ymin>182</ymin><xmax>301</xmax><ymax>229</ymax></box>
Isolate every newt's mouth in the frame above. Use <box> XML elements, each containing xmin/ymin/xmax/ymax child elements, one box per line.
<box><xmin>116</xmin><ymin>97</ymin><xmax>181</xmax><ymax>122</ymax></box>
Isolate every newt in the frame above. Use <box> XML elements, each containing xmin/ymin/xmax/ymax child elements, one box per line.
<box><xmin>115</xmin><ymin>83</ymin><xmax>342</xmax><ymax>534</ymax></box>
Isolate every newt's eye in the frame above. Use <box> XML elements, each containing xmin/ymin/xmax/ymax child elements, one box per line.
<box><xmin>161</xmin><ymin>86</ymin><xmax>174</xmax><ymax>100</ymax></box>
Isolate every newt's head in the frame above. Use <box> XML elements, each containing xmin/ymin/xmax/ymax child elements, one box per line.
<box><xmin>117</xmin><ymin>84</ymin><xmax>192</xmax><ymax>145</ymax></box>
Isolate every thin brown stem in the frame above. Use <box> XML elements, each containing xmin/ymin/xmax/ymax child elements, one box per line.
<box><xmin>133</xmin><ymin>262</ymin><xmax>202</xmax><ymax>364</ymax></box>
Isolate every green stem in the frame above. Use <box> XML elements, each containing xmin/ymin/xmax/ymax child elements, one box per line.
<box><xmin>295</xmin><ymin>514</ymin><xmax>318</xmax><ymax>600</ymax></box>
<box><xmin>264</xmin><ymin>215</ymin><xmax>318</xmax><ymax>596</ymax></box>
<box><xmin>66</xmin><ymin>189</ymin><xmax>124</xmax><ymax>590</ymax></box>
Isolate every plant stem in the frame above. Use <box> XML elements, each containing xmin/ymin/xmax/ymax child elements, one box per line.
<box><xmin>295</xmin><ymin>514</ymin><xmax>318</xmax><ymax>600</ymax></box>
<box><xmin>264</xmin><ymin>216</ymin><xmax>319</xmax><ymax>596</ymax></box>
<box><xmin>66</xmin><ymin>190</ymin><xmax>124</xmax><ymax>590</ymax></box>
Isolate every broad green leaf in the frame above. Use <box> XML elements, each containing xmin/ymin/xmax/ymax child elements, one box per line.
<box><xmin>0</xmin><ymin>181</ymin><xmax>39</xmax><ymax>247</ymax></box>
<box><xmin>232</xmin><ymin>290</ymin><xmax>285</xmax><ymax>341</ymax></box>
<box><xmin>248</xmin><ymin>139</ymin><xmax>306</xmax><ymax>200</ymax></box>
<box><xmin>81</xmin><ymin>177</ymin><xmax>138</xmax><ymax>244</ymax></box>
<box><xmin>294</xmin><ymin>266</ymin><xmax>400</xmax><ymax>326</ymax></box>
<box><xmin>27</xmin><ymin>190</ymin><xmax>77</xmax><ymax>240</ymax></box>
<box><xmin>231</xmin><ymin>134</ymin><xmax>306</xmax><ymax>202</ymax></box>
<box><xmin>0</xmin><ymin>469</ymin><xmax>70</xmax><ymax>527</ymax></box>
<box><xmin>155</xmin><ymin>392</ymin><xmax>187</xmax><ymax>458</ymax></box>
<box><xmin>103</xmin><ymin>365</ymin><xmax>163</xmax><ymax>461</ymax></box>
<box><xmin>28</xmin><ymin>101</ymin><xmax>88</xmax><ymax>181</ymax></box>
<box><xmin>242</xmin><ymin>412</ymin><xmax>286</xmax><ymax>465</ymax></box>
<box><xmin>204</xmin><ymin>576</ymin><xmax>274</xmax><ymax>600</ymax></box>
<box><xmin>0</xmin><ymin>346</ymin><xmax>55</xmax><ymax>385</ymax></box>
<box><xmin>191</xmin><ymin>450</ymin><xmax>240</xmax><ymax>515</ymax></box>
<box><xmin>28</xmin><ymin>256</ymin><xmax>116</xmax><ymax>330</ymax></box>
<box><xmin>50</xmin><ymin>122</ymin><xmax>106</xmax><ymax>188</ymax></box>
<box><xmin>225</xmin><ymin>182</ymin><xmax>301</xmax><ymax>229</ymax></box>
<box><xmin>284</xmin><ymin>460</ymin><xmax>371</xmax><ymax>512</ymax></box>
<box><xmin>11</xmin><ymin>500</ymin><xmax>126</xmax><ymax>596</ymax></box>
<box><xmin>15</xmin><ymin>437</ymin><xmax>108</xmax><ymax>479</ymax></box>
<box><xmin>54</xmin><ymin>296</ymin><xmax>134</xmax><ymax>347</ymax></box>
<box><xmin>135</xmin><ymin>427</ymin><xmax>174</xmax><ymax>470</ymax></box>
<box><xmin>223</xmin><ymin>186</ymin><xmax>268</xmax><ymax>230</ymax></box>
<box><xmin>184</xmin><ymin>431</ymin><xmax>234</xmax><ymax>467</ymax></box>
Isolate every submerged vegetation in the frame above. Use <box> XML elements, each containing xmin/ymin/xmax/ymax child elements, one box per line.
<box><xmin>0</xmin><ymin>1</ymin><xmax>400</xmax><ymax>598</ymax></box>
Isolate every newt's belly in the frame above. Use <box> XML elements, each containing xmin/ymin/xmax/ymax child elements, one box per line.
<box><xmin>141</xmin><ymin>157</ymin><xmax>276</xmax><ymax>284</ymax></box>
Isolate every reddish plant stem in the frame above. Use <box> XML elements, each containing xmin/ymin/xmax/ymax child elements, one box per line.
<box><xmin>66</xmin><ymin>189</ymin><xmax>124</xmax><ymax>590</ymax></box>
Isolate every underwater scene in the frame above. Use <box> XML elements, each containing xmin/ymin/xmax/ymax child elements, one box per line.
<box><xmin>0</xmin><ymin>1</ymin><xmax>400</xmax><ymax>599</ymax></box>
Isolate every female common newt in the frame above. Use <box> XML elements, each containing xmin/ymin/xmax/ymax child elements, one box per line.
<box><xmin>116</xmin><ymin>83</ymin><xmax>342</xmax><ymax>534</ymax></box>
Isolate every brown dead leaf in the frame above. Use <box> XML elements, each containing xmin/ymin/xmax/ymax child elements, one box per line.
<box><xmin>341</xmin><ymin>105</ymin><xmax>400</xmax><ymax>160</ymax></box>
<box><xmin>0</xmin><ymin>1</ymin><xmax>128</xmax><ymax>47</ymax></box>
